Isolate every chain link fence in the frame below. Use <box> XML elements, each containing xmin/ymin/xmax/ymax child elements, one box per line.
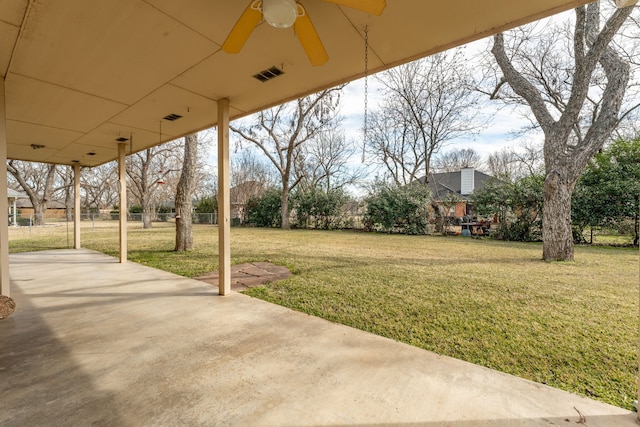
<box><xmin>7</xmin><ymin>211</ymin><xmax>222</xmax><ymax>252</ymax></box>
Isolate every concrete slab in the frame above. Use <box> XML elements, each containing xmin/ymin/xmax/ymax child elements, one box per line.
<box><xmin>1</xmin><ymin>249</ymin><xmax>636</xmax><ymax>426</ymax></box>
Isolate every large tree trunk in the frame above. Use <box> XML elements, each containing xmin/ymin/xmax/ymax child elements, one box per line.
<box><xmin>542</xmin><ymin>169</ymin><xmax>576</xmax><ymax>261</ymax></box>
<box><xmin>634</xmin><ymin>197</ymin><xmax>639</xmax><ymax>246</ymax></box>
<box><xmin>33</xmin><ymin>201</ymin><xmax>46</xmax><ymax>226</ymax></box>
<box><xmin>281</xmin><ymin>187</ymin><xmax>290</xmax><ymax>230</ymax></box>
<box><xmin>64</xmin><ymin>166</ymin><xmax>73</xmax><ymax>222</ymax></box>
<box><xmin>174</xmin><ymin>134</ymin><xmax>198</xmax><ymax>251</ymax></box>
<box><xmin>142</xmin><ymin>193</ymin><xmax>152</xmax><ymax>229</ymax></box>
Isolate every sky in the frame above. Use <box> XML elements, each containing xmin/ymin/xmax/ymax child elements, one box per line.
<box><xmin>339</xmin><ymin>77</ymin><xmax>539</xmax><ymax>164</ymax></box>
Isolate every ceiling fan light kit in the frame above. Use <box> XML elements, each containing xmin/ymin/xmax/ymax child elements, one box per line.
<box><xmin>222</xmin><ymin>0</ymin><xmax>387</xmax><ymax>66</ymax></box>
<box><xmin>263</xmin><ymin>0</ymin><xmax>298</xmax><ymax>28</ymax></box>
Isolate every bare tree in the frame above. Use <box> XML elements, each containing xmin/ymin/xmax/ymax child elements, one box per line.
<box><xmin>486</xmin><ymin>148</ymin><xmax>519</xmax><ymax>182</ymax></box>
<box><xmin>295</xmin><ymin>129</ymin><xmax>362</xmax><ymax>192</ymax></box>
<box><xmin>230</xmin><ymin>149</ymin><xmax>274</xmax><ymax>224</ymax></box>
<box><xmin>127</xmin><ymin>140</ymin><xmax>182</xmax><ymax>228</ymax></box>
<box><xmin>57</xmin><ymin>166</ymin><xmax>74</xmax><ymax>222</ymax></box>
<box><xmin>174</xmin><ymin>134</ymin><xmax>197</xmax><ymax>251</ymax></box>
<box><xmin>368</xmin><ymin>48</ymin><xmax>486</xmax><ymax>185</ymax></box>
<box><xmin>490</xmin><ymin>2</ymin><xmax>636</xmax><ymax>260</ymax></box>
<box><xmin>7</xmin><ymin>161</ymin><xmax>57</xmax><ymax>225</ymax></box>
<box><xmin>433</xmin><ymin>148</ymin><xmax>482</xmax><ymax>173</ymax></box>
<box><xmin>366</xmin><ymin>108</ymin><xmax>422</xmax><ymax>185</ymax></box>
<box><xmin>81</xmin><ymin>162</ymin><xmax>119</xmax><ymax>211</ymax></box>
<box><xmin>486</xmin><ymin>142</ymin><xmax>544</xmax><ymax>182</ymax></box>
<box><xmin>230</xmin><ymin>87</ymin><xmax>343</xmax><ymax>229</ymax></box>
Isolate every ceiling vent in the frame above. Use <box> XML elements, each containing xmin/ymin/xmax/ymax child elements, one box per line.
<box><xmin>253</xmin><ymin>66</ymin><xmax>284</xmax><ymax>82</ymax></box>
<box><xmin>163</xmin><ymin>113</ymin><xmax>183</xmax><ymax>121</ymax></box>
<box><xmin>115</xmin><ymin>137</ymin><xmax>129</xmax><ymax>142</ymax></box>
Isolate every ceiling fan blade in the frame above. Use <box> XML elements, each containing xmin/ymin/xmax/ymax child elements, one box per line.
<box><xmin>323</xmin><ymin>0</ymin><xmax>386</xmax><ymax>16</ymax></box>
<box><xmin>294</xmin><ymin>8</ymin><xmax>329</xmax><ymax>66</ymax></box>
<box><xmin>221</xmin><ymin>1</ymin><xmax>263</xmax><ymax>54</ymax></box>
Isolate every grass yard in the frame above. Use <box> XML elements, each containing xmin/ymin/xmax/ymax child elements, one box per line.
<box><xmin>9</xmin><ymin>221</ymin><xmax>640</xmax><ymax>410</ymax></box>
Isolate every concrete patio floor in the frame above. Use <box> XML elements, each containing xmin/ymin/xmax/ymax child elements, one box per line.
<box><xmin>0</xmin><ymin>249</ymin><xmax>636</xmax><ymax>427</ymax></box>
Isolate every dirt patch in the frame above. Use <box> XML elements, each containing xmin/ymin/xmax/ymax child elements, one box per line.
<box><xmin>0</xmin><ymin>295</ymin><xmax>16</xmax><ymax>319</ymax></box>
<box><xmin>194</xmin><ymin>262</ymin><xmax>292</xmax><ymax>291</ymax></box>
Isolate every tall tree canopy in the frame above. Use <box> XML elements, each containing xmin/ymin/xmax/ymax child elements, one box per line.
<box><xmin>490</xmin><ymin>1</ymin><xmax>637</xmax><ymax>260</ymax></box>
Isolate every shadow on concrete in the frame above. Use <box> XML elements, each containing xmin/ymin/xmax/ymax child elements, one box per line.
<box><xmin>0</xmin><ymin>283</ymin><xmax>127</xmax><ymax>427</ymax></box>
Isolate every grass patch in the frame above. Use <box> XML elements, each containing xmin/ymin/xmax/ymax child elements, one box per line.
<box><xmin>9</xmin><ymin>222</ymin><xmax>639</xmax><ymax>409</ymax></box>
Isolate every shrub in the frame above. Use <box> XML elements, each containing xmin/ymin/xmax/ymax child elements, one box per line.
<box><xmin>364</xmin><ymin>182</ymin><xmax>432</xmax><ymax>235</ymax></box>
<box><xmin>247</xmin><ymin>189</ymin><xmax>282</xmax><ymax>228</ymax></box>
<box><xmin>292</xmin><ymin>188</ymin><xmax>348</xmax><ymax>230</ymax></box>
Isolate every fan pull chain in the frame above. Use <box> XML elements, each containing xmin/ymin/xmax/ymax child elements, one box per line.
<box><xmin>361</xmin><ymin>25</ymin><xmax>369</xmax><ymax>163</ymax></box>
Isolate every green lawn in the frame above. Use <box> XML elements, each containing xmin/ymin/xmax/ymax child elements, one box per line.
<box><xmin>9</xmin><ymin>222</ymin><xmax>640</xmax><ymax>410</ymax></box>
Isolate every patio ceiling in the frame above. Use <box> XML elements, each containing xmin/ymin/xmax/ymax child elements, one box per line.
<box><xmin>1</xmin><ymin>0</ymin><xmax>591</xmax><ymax>167</ymax></box>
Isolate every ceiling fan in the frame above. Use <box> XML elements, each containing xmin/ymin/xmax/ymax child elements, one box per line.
<box><xmin>221</xmin><ymin>0</ymin><xmax>386</xmax><ymax>66</ymax></box>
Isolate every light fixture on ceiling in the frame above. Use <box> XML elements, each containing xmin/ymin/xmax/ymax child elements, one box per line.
<box><xmin>30</xmin><ymin>144</ymin><xmax>45</xmax><ymax>150</ymax></box>
<box><xmin>263</xmin><ymin>0</ymin><xmax>297</xmax><ymax>28</ymax></box>
<box><xmin>222</xmin><ymin>0</ymin><xmax>386</xmax><ymax>66</ymax></box>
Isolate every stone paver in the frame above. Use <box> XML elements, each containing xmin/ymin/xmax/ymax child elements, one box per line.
<box><xmin>194</xmin><ymin>261</ymin><xmax>292</xmax><ymax>291</ymax></box>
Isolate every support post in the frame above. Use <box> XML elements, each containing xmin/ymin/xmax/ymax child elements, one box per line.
<box><xmin>118</xmin><ymin>143</ymin><xmax>127</xmax><ymax>263</ymax></box>
<box><xmin>12</xmin><ymin>199</ymin><xmax>16</xmax><ymax>226</ymax></box>
<box><xmin>217</xmin><ymin>98</ymin><xmax>231</xmax><ymax>296</ymax></box>
<box><xmin>0</xmin><ymin>78</ymin><xmax>9</xmax><ymax>297</ymax></box>
<box><xmin>73</xmin><ymin>163</ymin><xmax>81</xmax><ymax>249</ymax></box>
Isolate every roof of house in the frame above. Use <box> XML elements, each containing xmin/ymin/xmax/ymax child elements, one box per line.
<box><xmin>7</xmin><ymin>189</ymin><xmax>28</xmax><ymax>199</ymax></box>
<box><xmin>16</xmin><ymin>199</ymin><xmax>66</xmax><ymax>209</ymax></box>
<box><xmin>418</xmin><ymin>169</ymin><xmax>494</xmax><ymax>201</ymax></box>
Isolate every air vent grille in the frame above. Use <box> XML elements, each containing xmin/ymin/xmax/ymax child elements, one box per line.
<box><xmin>253</xmin><ymin>66</ymin><xmax>284</xmax><ymax>82</ymax></box>
<box><xmin>163</xmin><ymin>113</ymin><xmax>183</xmax><ymax>121</ymax></box>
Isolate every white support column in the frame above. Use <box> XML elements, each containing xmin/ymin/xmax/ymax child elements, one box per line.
<box><xmin>0</xmin><ymin>77</ymin><xmax>10</xmax><ymax>297</ymax></box>
<box><xmin>118</xmin><ymin>143</ymin><xmax>127</xmax><ymax>263</ymax></box>
<box><xmin>217</xmin><ymin>98</ymin><xmax>231</xmax><ymax>296</ymax></box>
<box><xmin>73</xmin><ymin>163</ymin><xmax>81</xmax><ymax>249</ymax></box>
<box><xmin>12</xmin><ymin>199</ymin><xmax>16</xmax><ymax>226</ymax></box>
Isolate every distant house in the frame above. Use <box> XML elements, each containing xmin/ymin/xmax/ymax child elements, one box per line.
<box><xmin>8</xmin><ymin>189</ymin><xmax>28</xmax><ymax>225</ymax></box>
<box><xmin>418</xmin><ymin>168</ymin><xmax>494</xmax><ymax>220</ymax></box>
<box><xmin>15</xmin><ymin>198</ymin><xmax>68</xmax><ymax>219</ymax></box>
